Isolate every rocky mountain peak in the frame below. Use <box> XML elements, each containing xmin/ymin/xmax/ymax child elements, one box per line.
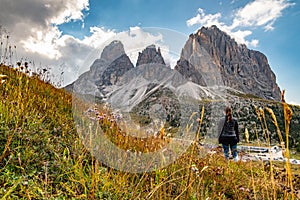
<box><xmin>100</xmin><ymin>40</ymin><xmax>126</xmax><ymax>63</ymax></box>
<box><xmin>136</xmin><ymin>44</ymin><xmax>166</xmax><ymax>67</ymax></box>
<box><xmin>175</xmin><ymin>25</ymin><xmax>281</xmax><ymax>101</ymax></box>
<box><xmin>66</xmin><ymin>40</ymin><xmax>134</xmax><ymax>95</ymax></box>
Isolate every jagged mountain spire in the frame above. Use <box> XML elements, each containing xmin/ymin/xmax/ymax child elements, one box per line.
<box><xmin>136</xmin><ymin>45</ymin><xmax>166</xmax><ymax>67</ymax></box>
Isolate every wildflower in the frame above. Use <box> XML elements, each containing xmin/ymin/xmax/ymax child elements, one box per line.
<box><xmin>87</xmin><ymin>108</ymin><xmax>94</xmax><ymax>113</ymax></box>
<box><xmin>239</xmin><ymin>187</ymin><xmax>245</xmax><ymax>191</ymax></box>
<box><xmin>97</xmin><ymin>115</ymin><xmax>104</xmax><ymax>120</ymax></box>
<box><xmin>89</xmin><ymin>117</ymin><xmax>96</xmax><ymax>121</ymax></box>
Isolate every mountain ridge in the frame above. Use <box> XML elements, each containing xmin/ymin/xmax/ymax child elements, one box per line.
<box><xmin>67</xmin><ymin>25</ymin><xmax>281</xmax><ymax>103</ymax></box>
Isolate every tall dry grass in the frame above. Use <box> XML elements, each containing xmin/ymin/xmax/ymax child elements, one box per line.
<box><xmin>252</xmin><ymin>90</ymin><xmax>297</xmax><ymax>200</ymax></box>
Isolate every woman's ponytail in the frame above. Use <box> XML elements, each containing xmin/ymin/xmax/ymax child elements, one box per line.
<box><xmin>225</xmin><ymin>107</ymin><xmax>232</xmax><ymax>122</ymax></box>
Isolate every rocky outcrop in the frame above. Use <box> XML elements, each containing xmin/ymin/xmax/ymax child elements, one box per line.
<box><xmin>175</xmin><ymin>25</ymin><xmax>281</xmax><ymax>101</ymax></box>
<box><xmin>136</xmin><ymin>45</ymin><xmax>166</xmax><ymax>67</ymax></box>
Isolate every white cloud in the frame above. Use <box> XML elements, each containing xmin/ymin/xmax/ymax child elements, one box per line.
<box><xmin>232</xmin><ymin>0</ymin><xmax>295</xmax><ymax>31</ymax></box>
<box><xmin>18</xmin><ymin>0</ymin><xmax>90</xmax><ymax>58</ymax></box>
<box><xmin>160</xmin><ymin>49</ymin><xmax>179</xmax><ymax>69</ymax></box>
<box><xmin>81</xmin><ymin>27</ymin><xmax>116</xmax><ymax>48</ymax></box>
<box><xmin>249</xmin><ymin>39</ymin><xmax>259</xmax><ymax>47</ymax></box>
<box><xmin>187</xmin><ymin>8</ymin><xmax>223</xmax><ymax>28</ymax></box>
<box><xmin>0</xmin><ymin>0</ymin><xmax>95</xmax><ymax>85</ymax></box>
<box><xmin>264</xmin><ymin>24</ymin><xmax>275</xmax><ymax>31</ymax></box>
<box><xmin>21</xmin><ymin>26</ymin><xmax>63</xmax><ymax>59</ymax></box>
<box><xmin>230</xmin><ymin>30</ymin><xmax>251</xmax><ymax>43</ymax></box>
<box><xmin>186</xmin><ymin>0</ymin><xmax>294</xmax><ymax>47</ymax></box>
<box><xmin>48</xmin><ymin>0</ymin><xmax>89</xmax><ymax>25</ymax></box>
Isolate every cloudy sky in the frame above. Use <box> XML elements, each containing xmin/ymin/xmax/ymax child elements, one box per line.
<box><xmin>0</xmin><ymin>0</ymin><xmax>299</xmax><ymax>104</ymax></box>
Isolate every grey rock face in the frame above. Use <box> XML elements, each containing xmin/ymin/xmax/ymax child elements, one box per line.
<box><xmin>175</xmin><ymin>25</ymin><xmax>281</xmax><ymax>101</ymax></box>
<box><xmin>136</xmin><ymin>45</ymin><xmax>166</xmax><ymax>67</ymax></box>
<box><xmin>100</xmin><ymin>54</ymin><xmax>134</xmax><ymax>86</ymax></box>
<box><xmin>100</xmin><ymin>40</ymin><xmax>126</xmax><ymax>63</ymax></box>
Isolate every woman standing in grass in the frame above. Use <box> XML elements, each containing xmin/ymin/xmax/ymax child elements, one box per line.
<box><xmin>218</xmin><ymin>107</ymin><xmax>240</xmax><ymax>162</ymax></box>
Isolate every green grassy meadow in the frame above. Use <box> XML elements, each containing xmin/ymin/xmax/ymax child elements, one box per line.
<box><xmin>0</xmin><ymin>65</ymin><xmax>299</xmax><ymax>199</ymax></box>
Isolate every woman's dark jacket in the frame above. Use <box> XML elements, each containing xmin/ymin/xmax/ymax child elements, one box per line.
<box><xmin>217</xmin><ymin>117</ymin><xmax>239</xmax><ymax>145</ymax></box>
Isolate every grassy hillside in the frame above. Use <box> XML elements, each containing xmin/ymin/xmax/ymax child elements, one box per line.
<box><xmin>0</xmin><ymin>64</ymin><xmax>299</xmax><ymax>199</ymax></box>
